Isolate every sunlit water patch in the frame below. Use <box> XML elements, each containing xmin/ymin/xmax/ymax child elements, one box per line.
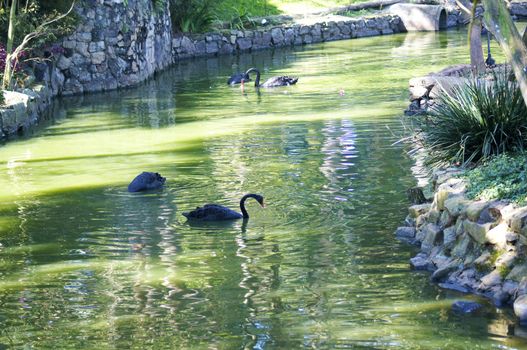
<box><xmin>0</xmin><ymin>29</ymin><xmax>526</xmax><ymax>349</ymax></box>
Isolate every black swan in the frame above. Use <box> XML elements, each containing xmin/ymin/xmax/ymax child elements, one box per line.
<box><xmin>243</xmin><ymin>68</ymin><xmax>298</xmax><ymax>88</ymax></box>
<box><xmin>182</xmin><ymin>194</ymin><xmax>265</xmax><ymax>221</ymax></box>
<box><xmin>227</xmin><ymin>71</ymin><xmax>251</xmax><ymax>85</ymax></box>
<box><xmin>128</xmin><ymin>172</ymin><xmax>166</xmax><ymax>192</ymax></box>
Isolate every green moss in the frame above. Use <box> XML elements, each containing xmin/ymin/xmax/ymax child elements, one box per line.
<box><xmin>498</xmin><ymin>264</ymin><xmax>512</xmax><ymax>279</ymax></box>
<box><xmin>461</xmin><ymin>153</ymin><xmax>527</xmax><ymax>204</ymax></box>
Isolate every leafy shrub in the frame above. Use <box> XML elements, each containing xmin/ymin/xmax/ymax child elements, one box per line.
<box><xmin>410</xmin><ymin>70</ymin><xmax>527</xmax><ymax>167</ymax></box>
<box><xmin>0</xmin><ymin>1</ymin><xmax>78</xmax><ymax>50</ymax></box>
<box><xmin>462</xmin><ymin>153</ymin><xmax>527</xmax><ymax>204</ymax></box>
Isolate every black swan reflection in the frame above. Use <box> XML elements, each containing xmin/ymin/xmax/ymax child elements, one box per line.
<box><xmin>243</xmin><ymin>68</ymin><xmax>298</xmax><ymax>88</ymax></box>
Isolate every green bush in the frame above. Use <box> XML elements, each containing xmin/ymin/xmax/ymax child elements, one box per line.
<box><xmin>462</xmin><ymin>153</ymin><xmax>527</xmax><ymax>204</ymax></box>
<box><xmin>0</xmin><ymin>0</ymin><xmax>78</xmax><ymax>50</ymax></box>
<box><xmin>410</xmin><ymin>70</ymin><xmax>527</xmax><ymax>167</ymax></box>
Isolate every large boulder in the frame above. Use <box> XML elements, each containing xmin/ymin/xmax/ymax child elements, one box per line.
<box><xmin>514</xmin><ymin>295</ymin><xmax>527</xmax><ymax>325</ymax></box>
<box><xmin>128</xmin><ymin>172</ymin><xmax>166</xmax><ymax>192</ymax></box>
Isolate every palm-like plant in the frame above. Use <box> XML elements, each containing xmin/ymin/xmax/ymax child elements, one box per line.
<box><xmin>411</xmin><ymin>70</ymin><xmax>527</xmax><ymax>167</ymax></box>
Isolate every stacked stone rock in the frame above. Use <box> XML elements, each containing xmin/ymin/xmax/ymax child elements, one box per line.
<box><xmin>0</xmin><ymin>87</ymin><xmax>53</xmax><ymax>138</ymax></box>
<box><xmin>396</xmin><ymin>169</ymin><xmax>527</xmax><ymax>324</ymax></box>
<box><xmin>173</xmin><ymin>15</ymin><xmax>403</xmax><ymax>58</ymax></box>
<box><xmin>54</xmin><ymin>0</ymin><xmax>173</xmax><ymax>96</ymax></box>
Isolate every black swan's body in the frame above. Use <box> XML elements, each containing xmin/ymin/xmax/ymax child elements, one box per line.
<box><xmin>127</xmin><ymin>172</ymin><xmax>166</xmax><ymax>192</ymax></box>
<box><xmin>227</xmin><ymin>72</ymin><xmax>251</xmax><ymax>85</ymax></box>
<box><xmin>182</xmin><ymin>194</ymin><xmax>264</xmax><ymax>221</ymax></box>
<box><xmin>244</xmin><ymin>68</ymin><xmax>298</xmax><ymax>88</ymax></box>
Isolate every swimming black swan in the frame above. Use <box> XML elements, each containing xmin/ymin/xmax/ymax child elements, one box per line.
<box><xmin>244</xmin><ymin>68</ymin><xmax>298</xmax><ymax>88</ymax></box>
<box><xmin>182</xmin><ymin>194</ymin><xmax>265</xmax><ymax>221</ymax></box>
<box><xmin>128</xmin><ymin>172</ymin><xmax>166</xmax><ymax>192</ymax></box>
<box><xmin>227</xmin><ymin>71</ymin><xmax>251</xmax><ymax>85</ymax></box>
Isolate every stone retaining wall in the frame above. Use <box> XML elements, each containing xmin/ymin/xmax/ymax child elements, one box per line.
<box><xmin>172</xmin><ymin>15</ymin><xmax>404</xmax><ymax>59</ymax></box>
<box><xmin>396</xmin><ymin>169</ymin><xmax>527</xmax><ymax>324</ymax></box>
<box><xmin>0</xmin><ymin>85</ymin><xmax>52</xmax><ymax>139</ymax></box>
<box><xmin>48</xmin><ymin>0</ymin><xmax>174</xmax><ymax>96</ymax></box>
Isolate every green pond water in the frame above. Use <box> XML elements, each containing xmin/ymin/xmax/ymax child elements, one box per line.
<box><xmin>0</xmin><ymin>30</ymin><xmax>526</xmax><ymax>349</ymax></box>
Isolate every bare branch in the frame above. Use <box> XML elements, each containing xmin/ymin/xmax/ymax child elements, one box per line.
<box><xmin>35</xmin><ymin>1</ymin><xmax>76</xmax><ymax>32</ymax></box>
<box><xmin>2</xmin><ymin>1</ymin><xmax>76</xmax><ymax>89</ymax></box>
<box><xmin>455</xmin><ymin>0</ymin><xmax>472</xmax><ymax>15</ymax></box>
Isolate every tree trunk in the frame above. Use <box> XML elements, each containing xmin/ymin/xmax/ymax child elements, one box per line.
<box><xmin>406</xmin><ymin>187</ymin><xmax>428</xmax><ymax>204</ymax></box>
<box><xmin>469</xmin><ymin>18</ymin><xmax>485</xmax><ymax>75</ymax></box>
<box><xmin>481</xmin><ymin>0</ymin><xmax>527</xmax><ymax>107</ymax></box>
<box><xmin>3</xmin><ymin>0</ymin><xmax>17</xmax><ymax>89</ymax></box>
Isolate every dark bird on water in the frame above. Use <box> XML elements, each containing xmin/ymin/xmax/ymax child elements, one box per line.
<box><xmin>242</xmin><ymin>68</ymin><xmax>298</xmax><ymax>88</ymax></box>
<box><xmin>182</xmin><ymin>194</ymin><xmax>265</xmax><ymax>221</ymax></box>
<box><xmin>227</xmin><ymin>71</ymin><xmax>251</xmax><ymax>85</ymax></box>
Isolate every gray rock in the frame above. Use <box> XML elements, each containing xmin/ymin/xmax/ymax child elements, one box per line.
<box><xmin>410</xmin><ymin>253</ymin><xmax>430</xmax><ymax>270</ymax></box>
<box><xmin>439</xmin><ymin>282</ymin><xmax>470</xmax><ymax>293</ymax></box>
<box><xmin>466</xmin><ymin>201</ymin><xmax>489</xmax><ymax>222</ymax></box>
<box><xmin>205</xmin><ymin>41</ymin><xmax>218</xmax><ymax>54</ymax></box>
<box><xmin>510</xmin><ymin>208</ymin><xmax>527</xmax><ymax>234</ymax></box>
<box><xmin>480</xmin><ymin>270</ymin><xmax>502</xmax><ymax>288</ymax></box>
<box><xmin>514</xmin><ymin>295</ymin><xmax>527</xmax><ymax>324</ymax></box>
<box><xmin>408</xmin><ymin>203</ymin><xmax>431</xmax><ymax>218</ymax></box>
<box><xmin>395</xmin><ymin>226</ymin><xmax>416</xmax><ymax>239</ymax></box>
<box><xmin>237</xmin><ymin>38</ymin><xmax>252</xmax><ymax>51</ymax></box>
<box><xmin>451</xmin><ymin>300</ymin><xmax>483</xmax><ymax>313</ymax></box>
<box><xmin>464</xmin><ymin>221</ymin><xmax>493</xmax><ymax>244</ymax></box>
<box><xmin>431</xmin><ymin>261</ymin><xmax>459</xmax><ymax>282</ymax></box>
<box><xmin>271</xmin><ymin>27</ymin><xmax>284</xmax><ymax>45</ymax></box>
<box><xmin>506</xmin><ymin>264</ymin><xmax>527</xmax><ymax>282</ymax></box>
<box><xmin>443</xmin><ymin>226</ymin><xmax>457</xmax><ymax>246</ymax></box>
<box><xmin>57</xmin><ymin>56</ymin><xmax>72</xmax><ymax>70</ymax></box>
<box><xmin>444</xmin><ymin>195</ymin><xmax>469</xmax><ymax>217</ymax></box>
<box><xmin>420</xmin><ymin>223</ymin><xmax>443</xmax><ymax>252</ymax></box>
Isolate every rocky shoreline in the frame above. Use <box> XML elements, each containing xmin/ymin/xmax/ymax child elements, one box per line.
<box><xmin>396</xmin><ymin>166</ymin><xmax>527</xmax><ymax>324</ymax></box>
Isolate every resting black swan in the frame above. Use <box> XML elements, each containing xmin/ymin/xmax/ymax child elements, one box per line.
<box><xmin>243</xmin><ymin>68</ymin><xmax>298</xmax><ymax>88</ymax></box>
<box><xmin>182</xmin><ymin>194</ymin><xmax>265</xmax><ymax>221</ymax></box>
<box><xmin>227</xmin><ymin>71</ymin><xmax>251</xmax><ymax>85</ymax></box>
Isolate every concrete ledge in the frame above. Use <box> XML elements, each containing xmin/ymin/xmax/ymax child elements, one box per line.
<box><xmin>388</xmin><ymin>3</ymin><xmax>448</xmax><ymax>31</ymax></box>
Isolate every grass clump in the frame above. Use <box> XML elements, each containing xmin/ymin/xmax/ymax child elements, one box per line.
<box><xmin>462</xmin><ymin>153</ymin><xmax>527</xmax><ymax>204</ymax></box>
<box><xmin>170</xmin><ymin>0</ymin><xmax>216</xmax><ymax>33</ymax></box>
<box><xmin>410</xmin><ymin>70</ymin><xmax>527</xmax><ymax>167</ymax></box>
<box><xmin>170</xmin><ymin>0</ymin><xmax>280</xmax><ymax>33</ymax></box>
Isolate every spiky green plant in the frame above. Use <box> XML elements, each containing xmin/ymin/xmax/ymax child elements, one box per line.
<box><xmin>411</xmin><ymin>70</ymin><xmax>527</xmax><ymax>167</ymax></box>
<box><xmin>170</xmin><ymin>0</ymin><xmax>214</xmax><ymax>33</ymax></box>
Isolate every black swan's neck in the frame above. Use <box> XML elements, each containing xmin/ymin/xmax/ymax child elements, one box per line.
<box><xmin>245</xmin><ymin>68</ymin><xmax>261</xmax><ymax>87</ymax></box>
<box><xmin>239</xmin><ymin>193</ymin><xmax>258</xmax><ymax>218</ymax></box>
